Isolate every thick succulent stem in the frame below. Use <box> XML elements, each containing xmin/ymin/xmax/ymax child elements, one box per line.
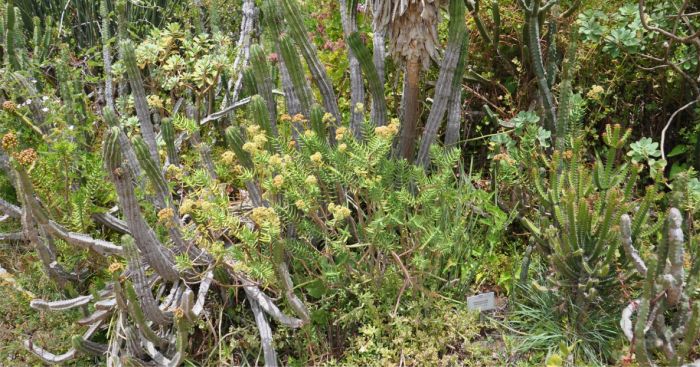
<box><xmin>250</xmin><ymin>44</ymin><xmax>279</xmax><ymax>137</ymax></box>
<box><xmin>103</xmin><ymin>124</ymin><xmax>179</xmax><ymax>281</ymax></box>
<box><xmin>415</xmin><ymin>0</ymin><xmax>467</xmax><ymax>168</ymax></box>
<box><xmin>398</xmin><ymin>60</ymin><xmax>421</xmax><ymax>160</ymax></box>
<box><xmin>340</xmin><ymin>0</ymin><xmax>367</xmax><ymax>134</ymax></box>
<box><xmin>279</xmin><ymin>35</ymin><xmax>312</xmax><ymax>117</ymax></box>
<box><xmin>123</xmin><ymin>237</ymin><xmax>173</xmax><ymax>326</ymax></box>
<box><xmin>161</xmin><ymin>118</ymin><xmax>179</xmax><ymax>166</ymax></box>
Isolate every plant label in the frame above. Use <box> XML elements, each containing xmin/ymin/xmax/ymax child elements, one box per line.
<box><xmin>467</xmin><ymin>292</ymin><xmax>496</xmax><ymax>312</ymax></box>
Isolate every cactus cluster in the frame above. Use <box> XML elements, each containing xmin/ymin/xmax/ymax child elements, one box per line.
<box><xmin>620</xmin><ymin>208</ymin><xmax>700</xmax><ymax>367</ymax></box>
<box><xmin>523</xmin><ymin>125</ymin><xmax>653</xmax><ymax>332</ymax></box>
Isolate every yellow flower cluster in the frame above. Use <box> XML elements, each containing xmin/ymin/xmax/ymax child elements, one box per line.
<box><xmin>354</xmin><ymin>102</ymin><xmax>365</xmax><ymax>114</ymax></box>
<box><xmin>328</xmin><ymin>203</ymin><xmax>351</xmax><ymax>221</ymax></box>
<box><xmin>147</xmin><ymin>95</ymin><xmax>164</xmax><ymax>109</ymax></box>
<box><xmin>272</xmin><ymin>174</ymin><xmax>284</xmax><ymax>188</ymax></box>
<box><xmin>295</xmin><ymin>199</ymin><xmax>309</xmax><ymax>212</ymax></box>
<box><xmin>322</xmin><ymin>112</ymin><xmax>336</xmax><ymax>124</ymax></box>
<box><xmin>165</xmin><ymin>164</ymin><xmax>183</xmax><ymax>180</ymax></box>
<box><xmin>292</xmin><ymin>113</ymin><xmax>306</xmax><ymax>123</ymax></box>
<box><xmin>492</xmin><ymin>153</ymin><xmax>515</xmax><ymax>165</ymax></box>
<box><xmin>157</xmin><ymin>207</ymin><xmax>176</xmax><ymax>227</ymax></box>
<box><xmin>305</xmin><ymin>175</ymin><xmax>318</xmax><ymax>185</ymax></box>
<box><xmin>179</xmin><ymin>198</ymin><xmax>196</xmax><ymax>215</ymax></box>
<box><xmin>250</xmin><ymin>207</ymin><xmax>280</xmax><ymax>228</ymax></box>
<box><xmin>310</xmin><ymin>151</ymin><xmax>323</xmax><ymax>164</ymax></box>
<box><xmin>108</xmin><ymin>262</ymin><xmax>124</xmax><ymax>274</ymax></box>
<box><xmin>221</xmin><ymin>150</ymin><xmax>236</xmax><ymax>165</ymax></box>
<box><xmin>338</xmin><ymin>143</ymin><xmax>348</xmax><ymax>152</ymax></box>
<box><xmin>280</xmin><ymin>113</ymin><xmax>292</xmax><ymax>122</ymax></box>
<box><xmin>2</xmin><ymin>132</ymin><xmax>18</xmax><ymax>151</ymax></box>
<box><xmin>335</xmin><ymin>126</ymin><xmax>348</xmax><ymax>141</ymax></box>
<box><xmin>374</xmin><ymin>119</ymin><xmax>399</xmax><ymax>139</ymax></box>
<box><xmin>304</xmin><ymin>130</ymin><xmax>316</xmax><ymax>138</ymax></box>
<box><xmin>587</xmin><ymin>85</ymin><xmax>605</xmax><ymax>100</ymax></box>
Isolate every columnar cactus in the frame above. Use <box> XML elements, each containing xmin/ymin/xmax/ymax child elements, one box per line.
<box><xmin>347</xmin><ymin>32</ymin><xmax>388</xmax><ymax>129</ymax></box>
<box><xmin>620</xmin><ymin>208</ymin><xmax>700</xmax><ymax>367</ymax></box>
<box><xmin>120</xmin><ymin>39</ymin><xmax>159</xmax><ymax>164</ymax></box>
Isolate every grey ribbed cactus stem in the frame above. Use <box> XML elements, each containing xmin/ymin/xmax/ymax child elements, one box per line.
<box><xmin>415</xmin><ymin>0</ymin><xmax>467</xmax><ymax>168</ymax></box>
<box><xmin>310</xmin><ymin>104</ymin><xmax>326</xmax><ymax>140</ymax></box>
<box><xmin>340</xmin><ymin>0</ymin><xmax>366</xmax><ymax>135</ymax></box>
<box><xmin>280</xmin><ymin>0</ymin><xmax>341</xmax><ymax>125</ymax></box>
<box><xmin>120</xmin><ymin>39</ymin><xmax>159</xmax><ymax>164</ymax></box>
<box><xmin>100</xmin><ymin>0</ymin><xmax>114</xmax><ymax>111</ymax></box>
<box><xmin>250</xmin><ymin>45</ymin><xmax>278</xmax><ymax>135</ymax></box>
<box><xmin>103</xmin><ymin>125</ymin><xmax>178</xmax><ymax>282</ymax></box>
<box><xmin>347</xmin><ymin>32</ymin><xmax>387</xmax><ymax>129</ymax></box>
<box><xmin>123</xmin><ymin>280</ymin><xmax>169</xmax><ymax>347</ymax></box>
<box><xmin>122</xmin><ymin>237</ymin><xmax>173</xmax><ymax>326</ymax></box>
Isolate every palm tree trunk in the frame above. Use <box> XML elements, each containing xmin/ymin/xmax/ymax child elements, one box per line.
<box><xmin>399</xmin><ymin>60</ymin><xmax>421</xmax><ymax>160</ymax></box>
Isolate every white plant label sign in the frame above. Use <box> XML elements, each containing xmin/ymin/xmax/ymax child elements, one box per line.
<box><xmin>467</xmin><ymin>292</ymin><xmax>496</xmax><ymax>312</ymax></box>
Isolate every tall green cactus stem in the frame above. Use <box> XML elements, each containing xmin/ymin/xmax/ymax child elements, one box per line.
<box><xmin>161</xmin><ymin>118</ymin><xmax>178</xmax><ymax>166</ymax></box>
<box><xmin>280</xmin><ymin>0</ymin><xmax>342</xmax><ymax>125</ymax></box>
<box><xmin>101</xmin><ymin>0</ymin><xmax>114</xmax><ymax>110</ymax></box>
<box><xmin>123</xmin><ymin>236</ymin><xmax>173</xmax><ymax>326</ymax></box>
<box><xmin>347</xmin><ymin>32</ymin><xmax>388</xmax><ymax>129</ymax></box>
<box><xmin>4</xmin><ymin>0</ymin><xmax>20</xmax><ymax>70</ymax></box>
<box><xmin>249</xmin><ymin>44</ymin><xmax>279</xmax><ymax>137</ymax></box>
<box><xmin>517</xmin><ymin>0</ymin><xmax>557</xmax><ymax>136</ymax></box>
<box><xmin>103</xmin><ymin>125</ymin><xmax>179</xmax><ymax>282</ymax></box>
<box><xmin>120</xmin><ymin>39</ymin><xmax>159</xmax><ymax>164</ymax></box>
<box><xmin>555</xmin><ymin>31</ymin><xmax>577</xmax><ymax>149</ymax></box>
<box><xmin>340</xmin><ymin>0</ymin><xmax>366</xmax><ymax>135</ymax></box>
<box><xmin>132</xmin><ymin>136</ymin><xmax>168</xmax><ymax>206</ymax></box>
<box><xmin>279</xmin><ymin>35</ymin><xmax>312</xmax><ymax>117</ymax></box>
<box><xmin>415</xmin><ymin>0</ymin><xmax>467</xmax><ymax>168</ymax></box>
<box><xmin>249</xmin><ymin>94</ymin><xmax>277</xmax><ymax>146</ymax></box>
<box><xmin>621</xmin><ymin>208</ymin><xmax>700</xmax><ymax>366</ymax></box>
<box><xmin>310</xmin><ymin>104</ymin><xmax>326</xmax><ymax>141</ymax></box>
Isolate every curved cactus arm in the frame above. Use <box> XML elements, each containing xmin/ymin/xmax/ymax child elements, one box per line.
<box><xmin>673</xmin><ymin>301</ymin><xmax>700</xmax><ymax>367</ymax></box>
<box><xmin>104</xmin><ymin>126</ymin><xmax>179</xmax><ymax>281</ymax></box>
<box><xmin>0</xmin><ymin>231</ymin><xmax>25</xmax><ymax>241</ymax></box>
<box><xmin>248</xmin><ymin>294</ymin><xmax>278</xmax><ymax>367</ymax></box>
<box><xmin>280</xmin><ymin>0</ymin><xmax>341</xmax><ymax>125</ymax></box>
<box><xmin>46</xmin><ymin>221</ymin><xmax>124</xmax><ymax>256</ymax></box>
<box><xmin>225</xmin><ymin>258</ymin><xmax>304</xmax><ymax>328</ymax></box>
<box><xmin>124</xmin><ymin>280</ymin><xmax>170</xmax><ymax>348</ymax></box>
<box><xmin>415</xmin><ymin>0</ymin><xmax>468</xmax><ymax>168</ymax></box>
<box><xmin>199</xmin><ymin>97</ymin><xmax>251</xmax><ymax>125</ymax></box>
<box><xmin>120</xmin><ymin>40</ymin><xmax>159</xmax><ymax>164</ymax></box>
<box><xmin>77</xmin><ymin>309</ymin><xmax>111</xmax><ymax>326</ymax></box>
<box><xmin>0</xmin><ymin>197</ymin><xmax>21</xmax><ymax>218</ymax></box>
<box><xmin>275</xmin><ymin>257</ymin><xmax>310</xmax><ymax>323</ymax></box>
<box><xmin>620</xmin><ymin>299</ymin><xmax>640</xmax><ymax>341</ymax></box>
<box><xmin>91</xmin><ymin>212</ymin><xmax>131</xmax><ymax>234</ymax></box>
<box><xmin>142</xmin><ymin>338</ymin><xmax>173</xmax><ymax>366</ymax></box>
<box><xmin>620</xmin><ymin>214</ymin><xmax>647</xmax><ymax>275</ymax></box>
<box><xmin>30</xmin><ymin>295</ymin><xmax>93</xmax><ymax>311</ymax></box>
<box><xmin>71</xmin><ymin>335</ymin><xmax>108</xmax><ymax>357</ymax></box>
<box><xmin>24</xmin><ymin>320</ymin><xmax>102</xmax><ymax>364</ymax></box>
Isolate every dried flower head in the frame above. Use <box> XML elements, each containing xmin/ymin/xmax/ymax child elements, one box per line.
<box><xmin>2</xmin><ymin>132</ymin><xmax>18</xmax><ymax>151</ymax></box>
<box><xmin>2</xmin><ymin>101</ymin><xmax>17</xmax><ymax>113</ymax></box>
<box><xmin>335</xmin><ymin>126</ymin><xmax>348</xmax><ymax>141</ymax></box>
<box><xmin>272</xmin><ymin>174</ymin><xmax>284</xmax><ymax>188</ymax></box>
<box><xmin>108</xmin><ymin>262</ymin><xmax>124</xmax><ymax>274</ymax></box>
<box><xmin>15</xmin><ymin>148</ymin><xmax>37</xmax><ymax>166</ymax></box>
<box><xmin>305</xmin><ymin>175</ymin><xmax>318</xmax><ymax>186</ymax></box>
<box><xmin>338</xmin><ymin>143</ymin><xmax>348</xmax><ymax>152</ymax></box>
<box><xmin>157</xmin><ymin>208</ymin><xmax>176</xmax><ymax>227</ymax></box>
<box><xmin>310</xmin><ymin>151</ymin><xmax>323</xmax><ymax>164</ymax></box>
<box><xmin>221</xmin><ymin>150</ymin><xmax>236</xmax><ymax>165</ymax></box>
